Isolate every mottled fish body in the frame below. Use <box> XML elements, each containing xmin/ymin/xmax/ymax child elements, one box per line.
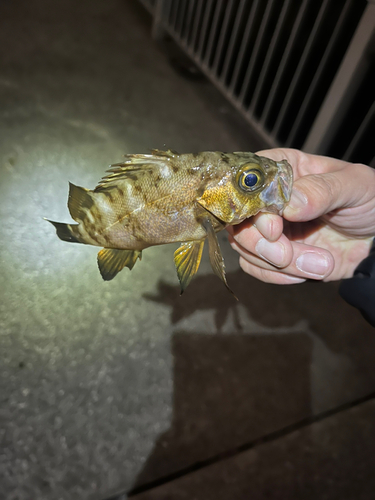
<box><xmin>48</xmin><ymin>150</ymin><xmax>292</xmax><ymax>293</ymax></box>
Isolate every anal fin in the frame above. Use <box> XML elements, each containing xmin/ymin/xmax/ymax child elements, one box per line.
<box><xmin>202</xmin><ymin>217</ymin><xmax>238</xmax><ymax>300</ymax></box>
<box><xmin>174</xmin><ymin>241</ymin><xmax>204</xmax><ymax>294</ymax></box>
<box><xmin>97</xmin><ymin>248</ymin><xmax>142</xmax><ymax>281</ymax></box>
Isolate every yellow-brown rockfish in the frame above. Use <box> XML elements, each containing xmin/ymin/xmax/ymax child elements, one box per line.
<box><xmin>47</xmin><ymin>150</ymin><xmax>292</xmax><ymax>294</ymax></box>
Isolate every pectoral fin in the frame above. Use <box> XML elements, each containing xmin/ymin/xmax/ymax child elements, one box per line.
<box><xmin>202</xmin><ymin>218</ymin><xmax>238</xmax><ymax>300</ymax></box>
<box><xmin>174</xmin><ymin>241</ymin><xmax>204</xmax><ymax>294</ymax></box>
<box><xmin>97</xmin><ymin>248</ymin><xmax>142</xmax><ymax>281</ymax></box>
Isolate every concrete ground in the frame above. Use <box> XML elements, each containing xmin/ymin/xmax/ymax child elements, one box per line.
<box><xmin>1</xmin><ymin>1</ymin><xmax>374</xmax><ymax>499</ymax></box>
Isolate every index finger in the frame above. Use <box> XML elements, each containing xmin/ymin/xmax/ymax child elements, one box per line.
<box><xmin>252</xmin><ymin>212</ymin><xmax>284</xmax><ymax>242</ymax></box>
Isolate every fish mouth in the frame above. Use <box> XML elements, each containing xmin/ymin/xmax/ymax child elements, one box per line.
<box><xmin>259</xmin><ymin>160</ymin><xmax>293</xmax><ymax>215</ymax></box>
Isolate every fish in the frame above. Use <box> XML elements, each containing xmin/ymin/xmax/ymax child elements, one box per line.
<box><xmin>47</xmin><ymin>149</ymin><xmax>293</xmax><ymax>295</ymax></box>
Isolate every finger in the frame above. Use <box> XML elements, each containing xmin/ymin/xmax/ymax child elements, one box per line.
<box><xmin>229</xmin><ymin>226</ymin><xmax>293</xmax><ymax>269</ymax></box>
<box><xmin>230</xmin><ymin>213</ymin><xmax>283</xmax><ymax>242</ymax></box>
<box><xmin>239</xmin><ymin>257</ymin><xmax>306</xmax><ymax>285</ymax></box>
<box><xmin>252</xmin><ymin>212</ymin><xmax>283</xmax><ymax>242</ymax></box>
<box><xmin>233</xmin><ymin>237</ymin><xmax>334</xmax><ymax>280</ymax></box>
<box><xmin>284</xmin><ymin>164</ymin><xmax>375</xmax><ymax>222</ymax></box>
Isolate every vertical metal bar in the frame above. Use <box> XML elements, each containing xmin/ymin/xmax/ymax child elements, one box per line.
<box><xmin>228</xmin><ymin>0</ymin><xmax>261</xmax><ymax>95</ymax></box>
<box><xmin>171</xmin><ymin>0</ymin><xmax>181</xmax><ymax>32</ymax></box>
<box><xmin>180</xmin><ymin>0</ymin><xmax>192</xmax><ymax>39</ymax></box>
<box><xmin>248</xmin><ymin>0</ymin><xmax>291</xmax><ymax>114</ymax></box>
<box><xmin>304</xmin><ymin>3</ymin><xmax>375</xmax><ymax>154</ymax></box>
<box><xmin>152</xmin><ymin>0</ymin><xmax>172</xmax><ymax>40</ymax></box>
<box><xmin>272</xmin><ymin>0</ymin><xmax>331</xmax><ymax>137</ymax></box>
<box><xmin>176</xmin><ymin>0</ymin><xmax>187</xmax><ymax>37</ymax></box>
<box><xmin>342</xmin><ymin>101</ymin><xmax>375</xmax><ymax>162</ymax></box>
<box><xmin>238</xmin><ymin>0</ymin><xmax>275</xmax><ymax>104</ymax></box>
<box><xmin>197</xmin><ymin>0</ymin><xmax>214</xmax><ymax>59</ymax></box>
<box><xmin>286</xmin><ymin>0</ymin><xmax>352</xmax><ymax>146</ymax></box>
<box><xmin>212</xmin><ymin>0</ymin><xmax>235</xmax><ymax>74</ymax></box>
<box><xmin>204</xmin><ymin>0</ymin><xmax>224</xmax><ymax>66</ymax></box>
<box><xmin>219</xmin><ymin>0</ymin><xmax>247</xmax><ymax>86</ymax></box>
<box><xmin>260</xmin><ymin>0</ymin><xmax>310</xmax><ymax>127</ymax></box>
<box><xmin>184</xmin><ymin>0</ymin><xmax>197</xmax><ymax>44</ymax></box>
<box><xmin>190</xmin><ymin>0</ymin><xmax>205</xmax><ymax>52</ymax></box>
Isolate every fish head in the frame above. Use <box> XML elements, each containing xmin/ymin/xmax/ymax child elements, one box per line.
<box><xmin>197</xmin><ymin>152</ymin><xmax>293</xmax><ymax>225</ymax></box>
<box><xmin>231</xmin><ymin>154</ymin><xmax>293</xmax><ymax>222</ymax></box>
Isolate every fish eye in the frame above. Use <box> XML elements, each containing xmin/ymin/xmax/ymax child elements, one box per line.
<box><xmin>238</xmin><ymin>168</ymin><xmax>264</xmax><ymax>192</ymax></box>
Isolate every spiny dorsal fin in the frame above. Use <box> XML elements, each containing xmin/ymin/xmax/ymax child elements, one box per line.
<box><xmin>174</xmin><ymin>240</ymin><xmax>204</xmax><ymax>294</ymax></box>
<box><xmin>95</xmin><ymin>150</ymin><xmax>179</xmax><ymax>191</ymax></box>
<box><xmin>95</xmin><ymin>164</ymin><xmax>154</xmax><ymax>190</ymax></box>
<box><xmin>201</xmin><ymin>217</ymin><xmax>238</xmax><ymax>300</ymax></box>
<box><xmin>150</xmin><ymin>149</ymin><xmax>179</xmax><ymax>157</ymax></box>
<box><xmin>68</xmin><ymin>183</ymin><xmax>94</xmax><ymax>222</ymax></box>
<box><xmin>97</xmin><ymin>248</ymin><xmax>142</xmax><ymax>281</ymax></box>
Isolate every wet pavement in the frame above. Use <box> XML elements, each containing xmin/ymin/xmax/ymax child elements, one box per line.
<box><xmin>1</xmin><ymin>1</ymin><xmax>375</xmax><ymax>499</ymax></box>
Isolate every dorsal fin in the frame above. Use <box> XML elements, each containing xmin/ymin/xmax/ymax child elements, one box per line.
<box><xmin>94</xmin><ymin>150</ymin><xmax>179</xmax><ymax>191</ymax></box>
<box><xmin>150</xmin><ymin>149</ymin><xmax>179</xmax><ymax>157</ymax></box>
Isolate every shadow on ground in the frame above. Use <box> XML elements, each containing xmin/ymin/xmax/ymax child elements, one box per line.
<box><xmin>132</xmin><ymin>329</ymin><xmax>312</xmax><ymax>490</ymax></box>
<box><xmin>144</xmin><ymin>268</ymin><xmax>372</xmax><ymax>338</ymax></box>
<box><xmin>130</xmin><ymin>270</ymin><xmax>375</xmax><ymax>490</ymax></box>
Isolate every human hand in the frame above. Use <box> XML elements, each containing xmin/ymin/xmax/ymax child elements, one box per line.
<box><xmin>228</xmin><ymin>149</ymin><xmax>375</xmax><ymax>284</ymax></box>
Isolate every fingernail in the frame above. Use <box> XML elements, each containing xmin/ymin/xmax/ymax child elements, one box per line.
<box><xmin>288</xmin><ymin>188</ymin><xmax>307</xmax><ymax>210</ymax></box>
<box><xmin>284</xmin><ymin>276</ymin><xmax>306</xmax><ymax>284</ymax></box>
<box><xmin>256</xmin><ymin>238</ymin><xmax>286</xmax><ymax>267</ymax></box>
<box><xmin>295</xmin><ymin>252</ymin><xmax>329</xmax><ymax>277</ymax></box>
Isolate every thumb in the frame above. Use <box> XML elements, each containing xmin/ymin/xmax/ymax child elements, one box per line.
<box><xmin>284</xmin><ymin>166</ymin><xmax>374</xmax><ymax>222</ymax></box>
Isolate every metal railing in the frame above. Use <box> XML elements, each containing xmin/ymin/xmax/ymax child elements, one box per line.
<box><xmin>139</xmin><ymin>0</ymin><xmax>375</xmax><ymax>166</ymax></box>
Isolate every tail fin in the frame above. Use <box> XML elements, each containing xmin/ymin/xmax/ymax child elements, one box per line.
<box><xmin>45</xmin><ymin>219</ymin><xmax>81</xmax><ymax>243</ymax></box>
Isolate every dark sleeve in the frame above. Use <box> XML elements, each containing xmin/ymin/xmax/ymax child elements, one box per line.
<box><xmin>339</xmin><ymin>239</ymin><xmax>375</xmax><ymax>327</ymax></box>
